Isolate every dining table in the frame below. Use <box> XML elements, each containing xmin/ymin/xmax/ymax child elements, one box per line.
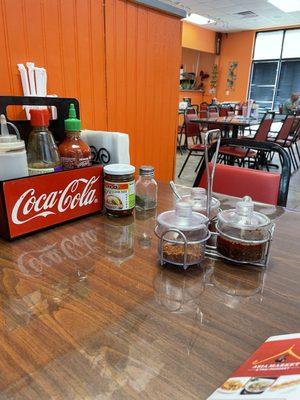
<box><xmin>191</xmin><ymin>116</ymin><xmax>261</xmax><ymax>138</ymax></box>
<box><xmin>0</xmin><ymin>182</ymin><xmax>299</xmax><ymax>399</ymax></box>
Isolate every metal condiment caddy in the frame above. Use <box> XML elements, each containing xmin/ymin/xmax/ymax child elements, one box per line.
<box><xmin>157</xmin><ymin>129</ymin><xmax>275</xmax><ymax>269</ymax></box>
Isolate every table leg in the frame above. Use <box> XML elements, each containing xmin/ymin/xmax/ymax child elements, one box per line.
<box><xmin>232</xmin><ymin>125</ymin><xmax>239</xmax><ymax>139</ymax></box>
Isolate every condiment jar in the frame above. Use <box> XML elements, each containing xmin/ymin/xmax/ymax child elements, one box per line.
<box><xmin>104</xmin><ymin>164</ymin><xmax>135</xmax><ymax>217</ymax></box>
<box><xmin>155</xmin><ymin>202</ymin><xmax>210</xmax><ymax>269</ymax></box>
<box><xmin>135</xmin><ymin>165</ymin><xmax>157</xmax><ymax>211</ymax></box>
<box><xmin>0</xmin><ymin>115</ymin><xmax>28</xmax><ymax>181</ymax></box>
<box><xmin>216</xmin><ymin>196</ymin><xmax>272</xmax><ymax>263</ymax></box>
<box><xmin>27</xmin><ymin>109</ymin><xmax>62</xmax><ymax>175</ymax></box>
<box><xmin>190</xmin><ymin>187</ymin><xmax>220</xmax><ymax>219</ymax></box>
<box><xmin>58</xmin><ymin>103</ymin><xmax>92</xmax><ymax>170</ymax></box>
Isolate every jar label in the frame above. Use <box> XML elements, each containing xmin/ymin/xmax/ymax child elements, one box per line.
<box><xmin>61</xmin><ymin>157</ymin><xmax>92</xmax><ymax>170</ymax></box>
<box><xmin>28</xmin><ymin>167</ymin><xmax>55</xmax><ymax>175</ymax></box>
<box><xmin>104</xmin><ymin>180</ymin><xmax>135</xmax><ymax>210</ymax></box>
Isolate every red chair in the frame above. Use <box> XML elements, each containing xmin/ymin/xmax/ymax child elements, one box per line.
<box><xmin>219</xmin><ymin>108</ymin><xmax>227</xmax><ymax>117</ymax></box>
<box><xmin>177</xmin><ymin>125</ymin><xmax>218</xmax><ymax>178</ymax></box>
<box><xmin>199</xmin><ymin>163</ymin><xmax>281</xmax><ymax>205</ymax></box>
<box><xmin>269</xmin><ymin>116</ymin><xmax>299</xmax><ymax>170</ymax></box>
<box><xmin>219</xmin><ymin>107</ymin><xmax>234</xmax><ymax>117</ymax></box>
<box><xmin>200</xmin><ymin>102</ymin><xmax>208</xmax><ymax>110</ymax></box>
<box><xmin>194</xmin><ymin>139</ymin><xmax>291</xmax><ymax>206</ymax></box>
<box><xmin>178</xmin><ymin>107</ymin><xmax>198</xmax><ymax>152</ymax></box>
<box><xmin>199</xmin><ymin>110</ymin><xmax>208</xmax><ymax>118</ymax></box>
<box><xmin>219</xmin><ymin>116</ymin><xmax>275</xmax><ymax>166</ymax></box>
<box><xmin>186</xmin><ymin>105</ymin><xmax>199</xmax><ymax>115</ymax></box>
<box><xmin>208</xmin><ymin>111</ymin><xmax>219</xmax><ymax>118</ymax></box>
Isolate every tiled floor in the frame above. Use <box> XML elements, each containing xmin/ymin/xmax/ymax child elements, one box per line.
<box><xmin>175</xmin><ymin>149</ymin><xmax>300</xmax><ymax>209</ymax></box>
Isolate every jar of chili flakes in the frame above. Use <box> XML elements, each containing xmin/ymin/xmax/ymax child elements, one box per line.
<box><xmin>104</xmin><ymin>164</ymin><xmax>135</xmax><ymax>217</ymax></box>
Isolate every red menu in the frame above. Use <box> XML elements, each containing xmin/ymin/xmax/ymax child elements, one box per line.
<box><xmin>208</xmin><ymin>333</ymin><xmax>300</xmax><ymax>399</ymax></box>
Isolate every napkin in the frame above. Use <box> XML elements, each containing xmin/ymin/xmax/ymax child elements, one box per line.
<box><xmin>81</xmin><ymin>130</ymin><xmax>130</xmax><ymax>165</ymax></box>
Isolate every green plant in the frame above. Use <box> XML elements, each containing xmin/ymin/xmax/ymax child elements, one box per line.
<box><xmin>209</xmin><ymin>64</ymin><xmax>218</xmax><ymax>94</ymax></box>
<box><xmin>227</xmin><ymin>61</ymin><xmax>238</xmax><ymax>91</ymax></box>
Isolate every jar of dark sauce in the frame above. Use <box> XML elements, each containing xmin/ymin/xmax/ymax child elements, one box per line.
<box><xmin>104</xmin><ymin>164</ymin><xmax>135</xmax><ymax>217</ymax></box>
<box><xmin>216</xmin><ymin>196</ymin><xmax>272</xmax><ymax>263</ymax></box>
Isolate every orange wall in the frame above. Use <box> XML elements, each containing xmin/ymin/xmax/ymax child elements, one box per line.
<box><xmin>216</xmin><ymin>31</ymin><xmax>255</xmax><ymax>102</ymax></box>
<box><xmin>0</xmin><ymin>0</ymin><xmax>182</xmax><ymax>182</ymax></box>
<box><xmin>182</xmin><ymin>21</ymin><xmax>216</xmax><ymax>53</ymax></box>
<box><xmin>106</xmin><ymin>0</ymin><xmax>182</xmax><ymax>181</ymax></box>
<box><xmin>0</xmin><ymin>0</ymin><xmax>107</xmax><ymax>130</ymax></box>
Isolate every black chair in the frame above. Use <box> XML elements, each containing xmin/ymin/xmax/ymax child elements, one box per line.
<box><xmin>194</xmin><ymin>138</ymin><xmax>291</xmax><ymax>207</ymax></box>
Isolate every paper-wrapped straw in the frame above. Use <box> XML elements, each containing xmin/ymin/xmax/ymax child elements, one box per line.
<box><xmin>17</xmin><ymin>64</ymin><xmax>31</xmax><ymax>119</ymax></box>
<box><xmin>26</xmin><ymin>62</ymin><xmax>36</xmax><ymax>96</ymax></box>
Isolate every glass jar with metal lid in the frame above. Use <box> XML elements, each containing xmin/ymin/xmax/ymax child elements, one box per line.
<box><xmin>104</xmin><ymin>164</ymin><xmax>135</xmax><ymax>217</ymax></box>
<box><xmin>155</xmin><ymin>202</ymin><xmax>210</xmax><ymax>269</ymax></box>
<box><xmin>216</xmin><ymin>196</ymin><xmax>273</xmax><ymax>263</ymax></box>
<box><xmin>136</xmin><ymin>165</ymin><xmax>157</xmax><ymax>211</ymax></box>
<box><xmin>190</xmin><ymin>187</ymin><xmax>220</xmax><ymax>219</ymax></box>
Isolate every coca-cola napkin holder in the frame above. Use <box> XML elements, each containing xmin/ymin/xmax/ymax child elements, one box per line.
<box><xmin>0</xmin><ymin>96</ymin><xmax>104</xmax><ymax>240</ymax></box>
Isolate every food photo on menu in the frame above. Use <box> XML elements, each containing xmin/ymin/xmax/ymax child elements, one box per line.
<box><xmin>207</xmin><ymin>333</ymin><xmax>300</xmax><ymax>399</ymax></box>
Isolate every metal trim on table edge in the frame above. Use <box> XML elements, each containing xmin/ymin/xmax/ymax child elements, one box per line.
<box><xmin>132</xmin><ymin>0</ymin><xmax>186</xmax><ymax>18</ymax></box>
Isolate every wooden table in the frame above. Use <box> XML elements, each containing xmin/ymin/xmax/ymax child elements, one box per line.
<box><xmin>191</xmin><ymin>116</ymin><xmax>261</xmax><ymax>138</ymax></box>
<box><xmin>0</xmin><ymin>183</ymin><xmax>299</xmax><ymax>399</ymax></box>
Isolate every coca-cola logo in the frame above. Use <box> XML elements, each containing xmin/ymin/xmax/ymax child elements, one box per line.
<box><xmin>12</xmin><ymin>176</ymin><xmax>99</xmax><ymax>225</ymax></box>
<box><xmin>17</xmin><ymin>228</ymin><xmax>101</xmax><ymax>276</ymax></box>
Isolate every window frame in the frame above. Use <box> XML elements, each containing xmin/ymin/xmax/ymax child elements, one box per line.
<box><xmin>248</xmin><ymin>28</ymin><xmax>300</xmax><ymax>111</ymax></box>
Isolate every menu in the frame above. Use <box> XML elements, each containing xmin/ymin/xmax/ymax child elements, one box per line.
<box><xmin>207</xmin><ymin>333</ymin><xmax>300</xmax><ymax>399</ymax></box>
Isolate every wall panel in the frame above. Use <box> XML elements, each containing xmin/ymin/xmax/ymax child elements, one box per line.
<box><xmin>105</xmin><ymin>0</ymin><xmax>182</xmax><ymax>181</ymax></box>
<box><xmin>0</xmin><ymin>0</ymin><xmax>182</xmax><ymax>181</ymax></box>
<box><xmin>216</xmin><ymin>31</ymin><xmax>255</xmax><ymax>102</ymax></box>
<box><xmin>0</xmin><ymin>0</ymin><xmax>107</xmax><ymax>130</ymax></box>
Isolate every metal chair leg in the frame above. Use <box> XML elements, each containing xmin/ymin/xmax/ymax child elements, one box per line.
<box><xmin>287</xmin><ymin>147</ymin><xmax>297</xmax><ymax>171</ymax></box>
<box><xmin>178</xmin><ymin>150</ymin><xmax>192</xmax><ymax>178</ymax></box>
<box><xmin>290</xmin><ymin>147</ymin><xmax>299</xmax><ymax>169</ymax></box>
<box><xmin>291</xmin><ymin>146</ymin><xmax>299</xmax><ymax>168</ymax></box>
<box><xmin>194</xmin><ymin>154</ymin><xmax>204</xmax><ymax>172</ymax></box>
<box><xmin>295</xmin><ymin>143</ymin><xmax>300</xmax><ymax>163</ymax></box>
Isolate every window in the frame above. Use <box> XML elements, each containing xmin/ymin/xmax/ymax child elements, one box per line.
<box><xmin>282</xmin><ymin>30</ymin><xmax>300</xmax><ymax>58</ymax></box>
<box><xmin>249</xmin><ymin>62</ymin><xmax>278</xmax><ymax>109</ymax></box>
<box><xmin>253</xmin><ymin>31</ymin><xmax>283</xmax><ymax>60</ymax></box>
<box><xmin>249</xmin><ymin>28</ymin><xmax>300</xmax><ymax>110</ymax></box>
<box><xmin>275</xmin><ymin>61</ymin><xmax>300</xmax><ymax>108</ymax></box>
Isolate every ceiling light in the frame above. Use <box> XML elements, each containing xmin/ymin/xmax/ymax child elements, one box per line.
<box><xmin>183</xmin><ymin>13</ymin><xmax>215</xmax><ymax>25</ymax></box>
<box><xmin>268</xmin><ymin>0</ymin><xmax>300</xmax><ymax>12</ymax></box>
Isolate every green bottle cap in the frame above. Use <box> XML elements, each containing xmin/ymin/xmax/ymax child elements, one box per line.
<box><xmin>64</xmin><ymin>103</ymin><xmax>81</xmax><ymax>131</ymax></box>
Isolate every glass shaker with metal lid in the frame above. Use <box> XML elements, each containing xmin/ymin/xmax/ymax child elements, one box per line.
<box><xmin>155</xmin><ymin>202</ymin><xmax>210</xmax><ymax>269</ymax></box>
<box><xmin>216</xmin><ymin>196</ymin><xmax>273</xmax><ymax>263</ymax></box>
<box><xmin>190</xmin><ymin>187</ymin><xmax>220</xmax><ymax>219</ymax></box>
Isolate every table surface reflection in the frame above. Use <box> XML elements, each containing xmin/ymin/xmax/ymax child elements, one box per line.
<box><xmin>0</xmin><ymin>183</ymin><xmax>299</xmax><ymax>399</ymax></box>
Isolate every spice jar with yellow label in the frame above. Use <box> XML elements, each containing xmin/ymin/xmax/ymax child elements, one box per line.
<box><xmin>104</xmin><ymin>164</ymin><xmax>135</xmax><ymax>217</ymax></box>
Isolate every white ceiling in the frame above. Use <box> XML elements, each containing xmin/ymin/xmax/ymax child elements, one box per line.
<box><xmin>161</xmin><ymin>0</ymin><xmax>300</xmax><ymax>31</ymax></box>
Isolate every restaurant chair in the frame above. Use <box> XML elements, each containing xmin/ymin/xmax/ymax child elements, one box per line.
<box><xmin>177</xmin><ymin>126</ymin><xmax>219</xmax><ymax>178</ymax></box>
<box><xmin>270</xmin><ymin>116</ymin><xmax>300</xmax><ymax>171</ymax></box>
<box><xmin>178</xmin><ymin>107</ymin><xmax>199</xmax><ymax>153</ymax></box>
<box><xmin>242</xmin><ymin>112</ymin><xmax>275</xmax><ymax>138</ymax></box>
<box><xmin>200</xmin><ymin>102</ymin><xmax>209</xmax><ymax>110</ymax></box>
<box><xmin>186</xmin><ymin>105</ymin><xmax>199</xmax><ymax>115</ymax></box>
<box><xmin>290</xmin><ymin>118</ymin><xmax>300</xmax><ymax>165</ymax></box>
<box><xmin>219</xmin><ymin>108</ymin><xmax>227</xmax><ymax>117</ymax></box>
<box><xmin>219</xmin><ymin>115</ymin><xmax>275</xmax><ymax>167</ymax></box>
<box><xmin>194</xmin><ymin>139</ymin><xmax>291</xmax><ymax>206</ymax></box>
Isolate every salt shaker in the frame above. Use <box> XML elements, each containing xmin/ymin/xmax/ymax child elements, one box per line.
<box><xmin>0</xmin><ymin>114</ymin><xmax>28</xmax><ymax>181</ymax></box>
<box><xmin>136</xmin><ymin>166</ymin><xmax>158</xmax><ymax>211</ymax></box>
